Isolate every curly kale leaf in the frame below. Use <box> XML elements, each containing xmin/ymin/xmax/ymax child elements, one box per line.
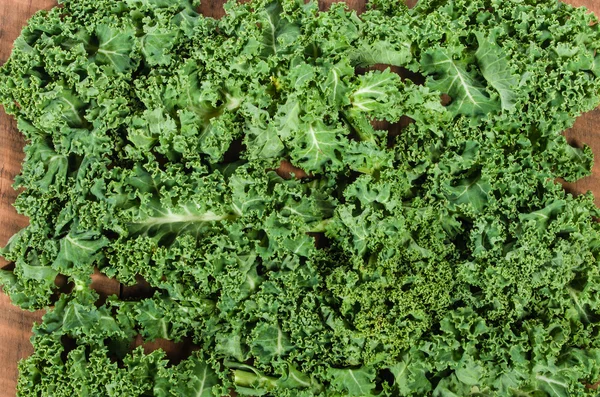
<box><xmin>1</xmin><ymin>0</ymin><xmax>600</xmax><ymax>395</ymax></box>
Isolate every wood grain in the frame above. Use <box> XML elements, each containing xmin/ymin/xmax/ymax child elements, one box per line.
<box><xmin>564</xmin><ymin>0</ymin><xmax>600</xmax><ymax>14</ymax></box>
<box><xmin>563</xmin><ymin>108</ymin><xmax>600</xmax><ymax>205</ymax></box>
<box><xmin>0</xmin><ymin>1</ymin><xmax>55</xmax><ymax>395</ymax></box>
<box><xmin>0</xmin><ymin>293</ymin><xmax>43</xmax><ymax>395</ymax></box>
<box><xmin>0</xmin><ymin>0</ymin><xmax>55</xmax><ymax>252</ymax></box>
<box><xmin>1</xmin><ymin>0</ymin><xmax>600</xmax><ymax>396</ymax></box>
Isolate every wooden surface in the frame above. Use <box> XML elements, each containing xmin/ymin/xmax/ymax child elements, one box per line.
<box><xmin>1</xmin><ymin>0</ymin><xmax>600</xmax><ymax>395</ymax></box>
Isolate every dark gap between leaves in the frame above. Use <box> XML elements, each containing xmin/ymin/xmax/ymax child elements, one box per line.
<box><xmin>356</xmin><ymin>65</ymin><xmax>425</xmax><ymax>86</ymax></box>
<box><xmin>370</xmin><ymin>116</ymin><xmax>415</xmax><ymax>148</ymax></box>
<box><xmin>274</xmin><ymin>160</ymin><xmax>309</xmax><ymax>180</ymax></box>
<box><xmin>54</xmin><ymin>274</ymin><xmax>75</xmax><ymax>294</ymax></box>
<box><xmin>49</xmin><ymin>274</ymin><xmax>75</xmax><ymax>306</ymax></box>
<box><xmin>222</xmin><ymin>137</ymin><xmax>245</xmax><ymax>164</ymax></box>
<box><xmin>587</xmin><ymin>380</ymin><xmax>600</xmax><ymax>390</ymax></box>
<box><xmin>60</xmin><ymin>335</ymin><xmax>78</xmax><ymax>363</ymax></box>
<box><xmin>376</xmin><ymin>368</ymin><xmax>395</xmax><ymax>391</ymax></box>
<box><xmin>308</xmin><ymin>232</ymin><xmax>331</xmax><ymax>249</ymax></box>
<box><xmin>120</xmin><ymin>275</ymin><xmax>156</xmax><ymax>301</ymax></box>
<box><xmin>131</xmin><ymin>335</ymin><xmax>201</xmax><ymax>366</ymax></box>
<box><xmin>91</xmin><ymin>268</ymin><xmax>121</xmax><ymax>307</ymax></box>
<box><xmin>441</xmin><ymin>93</ymin><xmax>452</xmax><ymax>106</ymax></box>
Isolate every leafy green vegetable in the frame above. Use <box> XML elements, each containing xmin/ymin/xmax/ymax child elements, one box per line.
<box><xmin>2</xmin><ymin>0</ymin><xmax>600</xmax><ymax>395</ymax></box>
<box><xmin>422</xmin><ymin>46</ymin><xmax>500</xmax><ymax>116</ymax></box>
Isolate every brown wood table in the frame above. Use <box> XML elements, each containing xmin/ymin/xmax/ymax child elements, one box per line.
<box><xmin>1</xmin><ymin>0</ymin><xmax>600</xmax><ymax>395</ymax></box>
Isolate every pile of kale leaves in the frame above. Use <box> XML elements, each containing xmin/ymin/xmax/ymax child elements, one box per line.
<box><xmin>2</xmin><ymin>0</ymin><xmax>600</xmax><ymax>395</ymax></box>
